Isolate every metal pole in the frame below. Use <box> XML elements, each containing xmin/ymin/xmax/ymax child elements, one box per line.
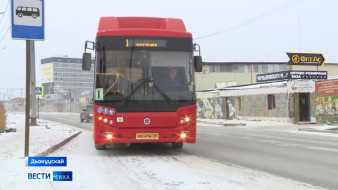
<box><xmin>25</xmin><ymin>40</ymin><xmax>31</xmax><ymax>157</ymax></box>
<box><xmin>37</xmin><ymin>97</ymin><xmax>39</xmax><ymax>119</ymax></box>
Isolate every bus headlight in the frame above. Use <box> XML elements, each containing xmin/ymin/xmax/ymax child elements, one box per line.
<box><xmin>107</xmin><ymin>134</ymin><xmax>113</xmax><ymax>139</ymax></box>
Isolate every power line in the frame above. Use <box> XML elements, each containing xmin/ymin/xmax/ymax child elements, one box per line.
<box><xmin>0</xmin><ymin>26</ymin><xmax>10</xmax><ymax>44</ymax></box>
<box><xmin>0</xmin><ymin>0</ymin><xmax>10</xmax><ymax>44</ymax></box>
<box><xmin>195</xmin><ymin>0</ymin><xmax>304</xmax><ymax>40</ymax></box>
<box><xmin>0</xmin><ymin>0</ymin><xmax>10</xmax><ymax>26</ymax></box>
<box><xmin>0</xmin><ymin>13</ymin><xmax>9</xmax><ymax>36</ymax></box>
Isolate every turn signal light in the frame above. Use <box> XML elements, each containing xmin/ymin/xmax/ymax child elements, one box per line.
<box><xmin>180</xmin><ymin>133</ymin><xmax>187</xmax><ymax>138</ymax></box>
<box><xmin>184</xmin><ymin>117</ymin><xmax>190</xmax><ymax>122</ymax></box>
<box><xmin>103</xmin><ymin>118</ymin><xmax>108</xmax><ymax>123</ymax></box>
<box><xmin>98</xmin><ymin>116</ymin><xmax>103</xmax><ymax>121</ymax></box>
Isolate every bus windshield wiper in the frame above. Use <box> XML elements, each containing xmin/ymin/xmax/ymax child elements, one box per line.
<box><xmin>121</xmin><ymin>78</ymin><xmax>173</xmax><ymax>105</ymax></box>
<box><xmin>152</xmin><ymin>83</ymin><xmax>173</xmax><ymax>104</ymax></box>
<box><xmin>121</xmin><ymin>79</ymin><xmax>146</xmax><ymax>104</ymax></box>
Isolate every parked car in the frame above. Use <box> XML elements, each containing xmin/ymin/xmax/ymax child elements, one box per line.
<box><xmin>80</xmin><ymin>104</ymin><xmax>93</xmax><ymax>122</ymax></box>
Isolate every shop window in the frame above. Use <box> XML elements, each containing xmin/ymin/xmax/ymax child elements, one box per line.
<box><xmin>268</xmin><ymin>94</ymin><xmax>276</xmax><ymax>110</ymax></box>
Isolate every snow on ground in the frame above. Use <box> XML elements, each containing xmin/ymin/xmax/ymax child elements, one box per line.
<box><xmin>198</xmin><ymin>118</ymin><xmax>296</xmax><ymax>127</ymax></box>
<box><xmin>309</xmin><ymin>125</ymin><xmax>338</xmax><ymax>130</ymax></box>
<box><xmin>198</xmin><ymin>118</ymin><xmax>338</xmax><ymax>137</ymax></box>
<box><xmin>0</xmin><ymin>113</ymin><xmax>81</xmax><ymax>190</ymax></box>
<box><xmin>0</xmin><ymin>113</ymin><xmax>328</xmax><ymax>189</ymax></box>
<box><xmin>44</xmin><ymin>131</ymin><xmax>325</xmax><ymax>190</ymax></box>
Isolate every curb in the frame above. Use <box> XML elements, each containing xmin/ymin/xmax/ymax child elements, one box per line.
<box><xmin>197</xmin><ymin>120</ymin><xmax>247</xmax><ymax>127</ymax></box>
<box><xmin>34</xmin><ymin>131</ymin><xmax>82</xmax><ymax>157</ymax></box>
<box><xmin>298</xmin><ymin>128</ymin><xmax>338</xmax><ymax>134</ymax></box>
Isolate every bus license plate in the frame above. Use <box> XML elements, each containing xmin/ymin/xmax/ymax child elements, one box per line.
<box><xmin>136</xmin><ymin>133</ymin><xmax>159</xmax><ymax>140</ymax></box>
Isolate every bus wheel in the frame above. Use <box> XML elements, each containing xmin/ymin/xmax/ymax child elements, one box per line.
<box><xmin>171</xmin><ymin>142</ymin><xmax>183</xmax><ymax>149</ymax></box>
<box><xmin>32</xmin><ymin>14</ymin><xmax>37</xmax><ymax>19</ymax></box>
<box><xmin>95</xmin><ymin>145</ymin><xmax>106</xmax><ymax>150</ymax></box>
<box><xmin>18</xmin><ymin>13</ymin><xmax>23</xmax><ymax>17</ymax></box>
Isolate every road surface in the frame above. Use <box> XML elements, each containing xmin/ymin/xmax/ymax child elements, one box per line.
<box><xmin>39</xmin><ymin>113</ymin><xmax>338</xmax><ymax>189</ymax></box>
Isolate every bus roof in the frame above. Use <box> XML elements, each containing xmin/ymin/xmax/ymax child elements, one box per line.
<box><xmin>97</xmin><ymin>17</ymin><xmax>192</xmax><ymax>38</ymax></box>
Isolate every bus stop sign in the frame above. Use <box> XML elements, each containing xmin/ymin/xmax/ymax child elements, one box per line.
<box><xmin>11</xmin><ymin>0</ymin><xmax>45</xmax><ymax>40</ymax></box>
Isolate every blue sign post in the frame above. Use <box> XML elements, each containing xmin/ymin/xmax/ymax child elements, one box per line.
<box><xmin>11</xmin><ymin>0</ymin><xmax>44</xmax><ymax>40</ymax></box>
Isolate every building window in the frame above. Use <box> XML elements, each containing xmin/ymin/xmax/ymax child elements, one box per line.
<box><xmin>235</xmin><ymin>97</ymin><xmax>241</xmax><ymax>111</ymax></box>
<box><xmin>211</xmin><ymin>64</ymin><xmax>220</xmax><ymax>72</ymax></box>
<box><xmin>262</xmin><ymin>64</ymin><xmax>268</xmax><ymax>73</ymax></box>
<box><xmin>268</xmin><ymin>94</ymin><xmax>276</xmax><ymax>110</ymax></box>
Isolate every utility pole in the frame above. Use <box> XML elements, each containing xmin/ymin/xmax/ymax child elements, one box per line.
<box><xmin>30</xmin><ymin>41</ymin><xmax>37</xmax><ymax>125</ymax></box>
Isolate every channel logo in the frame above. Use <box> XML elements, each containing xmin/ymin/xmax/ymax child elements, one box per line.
<box><xmin>53</xmin><ymin>171</ymin><xmax>73</xmax><ymax>181</ymax></box>
<box><xmin>26</xmin><ymin>171</ymin><xmax>73</xmax><ymax>181</ymax></box>
<box><xmin>26</xmin><ymin>172</ymin><xmax>53</xmax><ymax>181</ymax></box>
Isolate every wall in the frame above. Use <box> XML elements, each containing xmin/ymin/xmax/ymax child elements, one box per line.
<box><xmin>315</xmin><ymin>79</ymin><xmax>338</xmax><ymax>124</ymax></box>
<box><xmin>236</xmin><ymin>93</ymin><xmax>289</xmax><ymax>121</ymax></box>
<box><xmin>292</xmin><ymin>64</ymin><xmax>338</xmax><ymax>76</ymax></box>
<box><xmin>195</xmin><ymin>72</ymin><xmax>256</xmax><ymax>91</ymax></box>
<box><xmin>197</xmin><ymin>97</ymin><xmax>226</xmax><ymax>119</ymax></box>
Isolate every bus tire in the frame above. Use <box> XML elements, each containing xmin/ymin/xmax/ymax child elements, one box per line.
<box><xmin>95</xmin><ymin>145</ymin><xmax>106</xmax><ymax>150</ymax></box>
<box><xmin>171</xmin><ymin>142</ymin><xmax>183</xmax><ymax>149</ymax></box>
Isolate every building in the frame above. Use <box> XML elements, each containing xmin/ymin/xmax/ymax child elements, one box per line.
<box><xmin>196</xmin><ymin>62</ymin><xmax>338</xmax><ymax>91</ymax></box>
<box><xmin>196</xmin><ymin>62</ymin><xmax>291</xmax><ymax>91</ymax></box>
<box><xmin>292</xmin><ymin>63</ymin><xmax>338</xmax><ymax>76</ymax></box>
<box><xmin>41</xmin><ymin>57</ymin><xmax>94</xmax><ymax>112</ymax></box>
<box><xmin>197</xmin><ymin>80</ymin><xmax>317</xmax><ymax>123</ymax></box>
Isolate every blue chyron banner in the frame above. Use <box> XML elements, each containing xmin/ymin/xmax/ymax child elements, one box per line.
<box><xmin>27</xmin><ymin>157</ymin><xmax>67</xmax><ymax>167</ymax></box>
<box><xmin>11</xmin><ymin>0</ymin><xmax>45</xmax><ymax>40</ymax></box>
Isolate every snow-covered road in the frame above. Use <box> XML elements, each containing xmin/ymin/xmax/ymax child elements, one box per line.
<box><xmin>0</xmin><ymin>113</ymin><xmax>330</xmax><ymax>190</ymax></box>
<box><xmin>47</xmin><ymin>131</ymin><xmax>324</xmax><ymax>190</ymax></box>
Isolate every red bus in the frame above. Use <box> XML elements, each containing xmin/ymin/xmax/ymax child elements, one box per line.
<box><xmin>82</xmin><ymin>17</ymin><xmax>202</xmax><ymax>150</ymax></box>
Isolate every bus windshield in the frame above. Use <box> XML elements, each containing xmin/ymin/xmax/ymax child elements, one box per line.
<box><xmin>95</xmin><ymin>48</ymin><xmax>195</xmax><ymax>103</ymax></box>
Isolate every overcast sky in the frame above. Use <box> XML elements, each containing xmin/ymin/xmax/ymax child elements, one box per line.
<box><xmin>0</xmin><ymin>0</ymin><xmax>337</xmax><ymax>91</ymax></box>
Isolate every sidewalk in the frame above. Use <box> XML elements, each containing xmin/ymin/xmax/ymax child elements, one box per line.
<box><xmin>197</xmin><ymin>118</ymin><xmax>338</xmax><ymax>135</ymax></box>
<box><xmin>0</xmin><ymin>113</ymin><xmax>82</xmax><ymax>190</ymax></box>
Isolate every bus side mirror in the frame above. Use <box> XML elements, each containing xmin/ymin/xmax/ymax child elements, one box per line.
<box><xmin>82</xmin><ymin>53</ymin><xmax>91</xmax><ymax>71</ymax></box>
<box><xmin>194</xmin><ymin>56</ymin><xmax>202</xmax><ymax>72</ymax></box>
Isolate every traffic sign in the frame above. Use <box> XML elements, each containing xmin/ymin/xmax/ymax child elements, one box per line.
<box><xmin>36</xmin><ymin>86</ymin><xmax>44</xmax><ymax>96</ymax></box>
<box><xmin>286</xmin><ymin>52</ymin><xmax>326</xmax><ymax>66</ymax></box>
<box><xmin>11</xmin><ymin>0</ymin><xmax>45</xmax><ymax>40</ymax></box>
